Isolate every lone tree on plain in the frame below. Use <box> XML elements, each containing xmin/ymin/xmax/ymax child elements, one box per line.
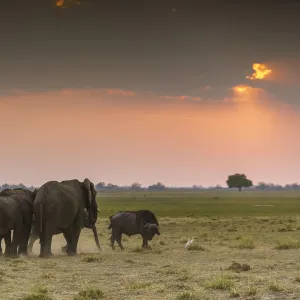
<box><xmin>226</xmin><ymin>173</ymin><xmax>253</xmax><ymax>192</ymax></box>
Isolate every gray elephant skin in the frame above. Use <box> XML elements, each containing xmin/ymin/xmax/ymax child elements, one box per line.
<box><xmin>0</xmin><ymin>188</ymin><xmax>37</xmax><ymax>257</ymax></box>
<box><xmin>108</xmin><ymin>210</ymin><xmax>160</xmax><ymax>250</ymax></box>
<box><xmin>33</xmin><ymin>178</ymin><xmax>99</xmax><ymax>258</ymax></box>
<box><xmin>28</xmin><ymin>209</ymin><xmax>101</xmax><ymax>254</ymax></box>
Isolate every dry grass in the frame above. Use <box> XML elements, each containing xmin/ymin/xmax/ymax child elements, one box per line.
<box><xmin>205</xmin><ymin>275</ymin><xmax>234</xmax><ymax>290</ymax></box>
<box><xmin>2</xmin><ymin>199</ymin><xmax>300</xmax><ymax>299</ymax></box>
<box><xmin>275</xmin><ymin>237</ymin><xmax>300</xmax><ymax>250</ymax></box>
<box><xmin>234</xmin><ymin>237</ymin><xmax>255</xmax><ymax>249</ymax></box>
<box><xmin>73</xmin><ymin>288</ymin><xmax>104</xmax><ymax>299</ymax></box>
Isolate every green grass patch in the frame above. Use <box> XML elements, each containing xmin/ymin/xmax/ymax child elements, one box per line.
<box><xmin>74</xmin><ymin>288</ymin><xmax>104</xmax><ymax>299</ymax></box>
<box><xmin>176</xmin><ymin>292</ymin><xmax>200</xmax><ymax>300</ymax></box>
<box><xmin>275</xmin><ymin>237</ymin><xmax>300</xmax><ymax>250</ymax></box>
<box><xmin>235</xmin><ymin>237</ymin><xmax>255</xmax><ymax>249</ymax></box>
<box><xmin>96</xmin><ymin>190</ymin><xmax>300</xmax><ymax>218</ymax></box>
<box><xmin>205</xmin><ymin>275</ymin><xmax>234</xmax><ymax>290</ymax></box>
<box><xmin>21</xmin><ymin>287</ymin><xmax>51</xmax><ymax>300</ymax></box>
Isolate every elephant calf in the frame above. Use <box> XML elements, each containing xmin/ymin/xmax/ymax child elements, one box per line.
<box><xmin>28</xmin><ymin>210</ymin><xmax>101</xmax><ymax>253</ymax></box>
<box><xmin>108</xmin><ymin>210</ymin><xmax>160</xmax><ymax>250</ymax></box>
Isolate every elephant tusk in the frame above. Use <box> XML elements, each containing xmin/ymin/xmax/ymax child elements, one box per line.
<box><xmin>97</xmin><ymin>208</ymin><xmax>101</xmax><ymax>213</ymax></box>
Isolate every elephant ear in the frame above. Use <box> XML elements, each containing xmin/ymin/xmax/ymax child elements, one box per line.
<box><xmin>83</xmin><ymin>178</ymin><xmax>93</xmax><ymax>224</ymax></box>
<box><xmin>33</xmin><ymin>189</ymin><xmax>39</xmax><ymax>199</ymax></box>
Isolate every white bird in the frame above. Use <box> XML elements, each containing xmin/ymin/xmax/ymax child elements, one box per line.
<box><xmin>184</xmin><ymin>237</ymin><xmax>194</xmax><ymax>249</ymax></box>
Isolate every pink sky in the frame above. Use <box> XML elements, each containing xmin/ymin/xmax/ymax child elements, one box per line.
<box><xmin>1</xmin><ymin>74</ymin><xmax>300</xmax><ymax>188</ymax></box>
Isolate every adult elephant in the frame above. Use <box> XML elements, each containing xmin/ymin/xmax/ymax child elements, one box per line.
<box><xmin>0</xmin><ymin>188</ymin><xmax>37</xmax><ymax>257</ymax></box>
<box><xmin>33</xmin><ymin>178</ymin><xmax>99</xmax><ymax>258</ymax></box>
<box><xmin>28</xmin><ymin>209</ymin><xmax>101</xmax><ymax>254</ymax></box>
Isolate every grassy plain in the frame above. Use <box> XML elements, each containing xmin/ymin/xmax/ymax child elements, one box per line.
<box><xmin>2</xmin><ymin>190</ymin><xmax>300</xmax><ymax>299</ymax></box>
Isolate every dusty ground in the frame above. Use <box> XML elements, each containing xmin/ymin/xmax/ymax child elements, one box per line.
<box><xmin>2</xmin><ymin>216</ymin><xmax>300</xmax><ymax>299</ymax></box>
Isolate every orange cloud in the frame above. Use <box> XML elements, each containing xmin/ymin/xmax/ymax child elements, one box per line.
<box><xmin>56</xmin><ymin>0</ymin><xmax>64</xmax><ymax>7</ymax></box>
<box><xmin>56</xmin><ymin>0</ymin><xmax>80</xmax><ymax>8</ymax></box>
<box><xmin>160</xmin><ymin>95</ymin><xmax>201</xmax><ymax>102</ymax></box>
<box><xmin>106</xmin><ymin>89</ymin><xmax>136</xmax><ymax>97</ymax></box>
<box><xmin>246</xmin><ymin>63</ymin><xmax>272</xmax><ymax>80</ymax></box>
<box><xmin>228</xmin><ymin>84</ymin><xmax>272</xmax><ymax>104</ymax></box>
<box><xmin>232</xmin><ymin>85</ymin><xmax>248</xmax><ymax>93</ymax></box>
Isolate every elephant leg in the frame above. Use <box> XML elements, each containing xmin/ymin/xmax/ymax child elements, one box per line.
<box><xmin>61</xmin><ymin>244</ymin><xmax>67</xmax><ymax>253</ymax></box>
<box><xmin>68</xmin><ymin>224</ymin><xmax>81</xmax><ymax>256</ymax></box>
<box><xmin>28</xmin><ymin>234</ymin><xmax>38</xmax><ymax>254</ymax></box>
<box><xmin>0</xmin><ymin>237</ymin><xmax>3</xmax><ymax>255</ymax></box>
<box><xmin>18</xmin><ymin>224</ymin><xmax>32</xmax><ymax>256</ymax></box>
<box><xmin>3</xmin><ymin>232</ymin><xmax>12</xmax><ymax>257</ymax></box>
<box><xmin>62</xmin><ymin>225</ymin><xmax>81</xmax><ymax>256</ymax></box>
<box><xmin>11</xmin><ymin>223</ymin><xmax>22</xmax><ymax>258</ymax></box>
<box><xmin>68</xmin><ymin>212</ymin><xmax>83</xmax><ymax>255</ymax></box>
<box><xmin>62</xmin><ymin>232</ymin><xmax>71</xmax><ymax>254</ymax></box>
<box><xmin>115</xmin><ymin>231</ymin><xmax>124</xmax><ymax>250</ymax></box>
<box><xmin>39</xmin><ymin>222</ymin><xmax>54</xmax><ymax>258</ymax></box>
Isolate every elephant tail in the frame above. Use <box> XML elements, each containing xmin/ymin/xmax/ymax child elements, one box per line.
<box><xmin>39</xmin><ymin>203</ymin><xmax>43</xmax><ymax>233</ymax></box>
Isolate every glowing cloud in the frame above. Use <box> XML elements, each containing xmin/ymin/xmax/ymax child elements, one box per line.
<box><xmin>160</xmin><ymin>95</ymin><xmax>201</xmax><ymax>102</ymax></box>
<box><xmin>233</xmin><ymin>85</ymin><xmax>248</xmax><ymax>93</ymax></box>
<box><xmin>246</xmin><ymin>63</ymin><xmax>272</xmax><ymax>80</ymax></box>
<box><xmin>229</xmin><ymin>85</ymin><xmax>271</xmax><ymax>104</ymax></box>
<box><xmin>56</xmin><ymin>0</ymin><xmax>80</xmax><ymax>8</ymax></box>
<box><xmin>106</xmin><ymin>89</ymin><xmax>136</xmax><ymax>97</ymax></box>
<box><xmin>56</xmin><ymin>0</ymin><xmax>64</xmax><ymax>7</ymax></box>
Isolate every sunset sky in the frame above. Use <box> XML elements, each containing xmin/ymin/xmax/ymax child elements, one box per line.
<box><xmin>1</xmin><ymin>1</ymin><xmax>300</xmax><ymax>187</ymax></box>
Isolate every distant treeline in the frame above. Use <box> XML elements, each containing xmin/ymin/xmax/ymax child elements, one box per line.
<box><xmin>0</xmin><ymin>183</ymin><xmax>36</xmax><ymax>191</ymax></box>
<box><xmin>1</xmin><ymin>181</ymin><xmax>300</xmax><ymax>191</ymax></box>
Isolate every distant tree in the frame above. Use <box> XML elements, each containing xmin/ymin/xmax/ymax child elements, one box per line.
<box><xmin>1</xmin><ymin>183</ymin><xmax>9</xmax><ymax>190</ymax></box>
<box><xmin>274</xmin><ymin>184</ymin><xmax>284</xmax><ymax>190</ymax></box>
<box><xmin>226</xmin><ymin>173</ymin><xmax>253</xmax><ymax>192</ymax></box>
<box><xmin>95</xmin><ymin>182</ymin><xmax>106</xmax><ymax>190</ymax></box>
<box><xmin>130</xmin><ymin>182</ymin><xmax>142</xmax><ymax>190</ymax></box>
<box><xmin>148</xmin><ymin>182</ymin><xmax>166</xmax><ymax>191</ymax></box>
<box><xmin>256</xmin><ymin>182</ymin><xmax>268</xmax><ymax>190</ymax></box>
<box><xmin>106</xmin><ymin>183</ymin><xmax>118</xmax><ymax>189</ymax></box>
<box><xmin>192</xmin><ymin>185</ymin><xmax>203</xmax><ymax>190</ymax></box>
<box><xmin>285</xmin><ymin>182</ymin><xmax>300</xmax><ymax>190</ymax></box>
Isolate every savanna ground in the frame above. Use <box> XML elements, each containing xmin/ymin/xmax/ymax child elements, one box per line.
<box><xmin>2</xmin><ymin>190</ymin><xmax>300</xmax><ymax>299</ymax></box>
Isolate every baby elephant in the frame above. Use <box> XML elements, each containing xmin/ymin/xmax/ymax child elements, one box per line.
<box><xmin>108</xmin><ymin>210</ymin><xmax>160</xmax><ymax>250</ymax></box>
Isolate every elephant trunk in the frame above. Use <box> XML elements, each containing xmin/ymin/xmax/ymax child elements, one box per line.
<box><xmin>84</xmin><ymin>179</ymin><xmax>95</xmax><ymax>225</ymax></box>
<box><xmin>91</xmin><ymin>224</ymin><xmax>101</xmax><ymax>251</ymax></box>
<box><xmin>87</xmin><ymin>188</ymin><xmax>95</xmax><ymax>225</ymax></box>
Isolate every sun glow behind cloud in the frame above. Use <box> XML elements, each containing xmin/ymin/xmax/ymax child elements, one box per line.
<box><xmin>229</xmin><ymin>85</ymin><xmax>271</xmax><ymax>104</ymax></box>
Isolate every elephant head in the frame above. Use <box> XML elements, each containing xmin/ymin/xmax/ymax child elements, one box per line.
<box><xmin>143</xmin><ymin>223</ymin><xmax>160</xmax><ymax>240</ymax></box>
<box><xmin>83</xmin><ymin>178</ymin><xmax>98</xmax><ymax>226</ymax></box>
